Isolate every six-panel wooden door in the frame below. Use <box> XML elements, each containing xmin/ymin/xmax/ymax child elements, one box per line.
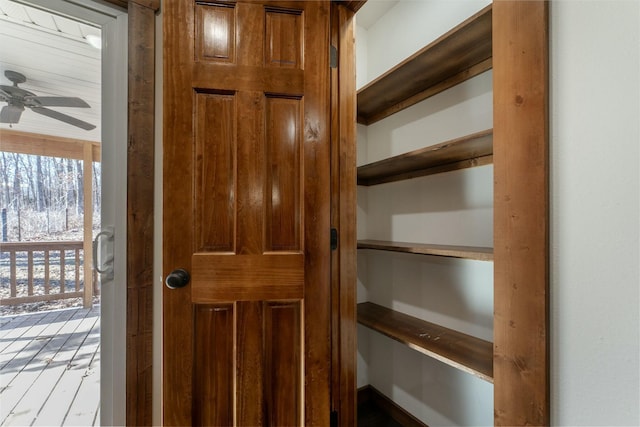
<box><xmin>163</xmin><ymin>1</ymin><xmax>331</xmax><ymax>424</ymax></box>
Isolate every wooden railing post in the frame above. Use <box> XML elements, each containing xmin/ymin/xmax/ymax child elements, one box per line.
<box><xmin>75</xmin><ymin>248</ymin><xmax>81</xmax><ymax>292</ymax></box>
<box><xmin>27</xmin><ymin>250</ymin><xmax>33</xmax><ymax>296</ymax></box>
<box><xmin>44</xmin><ymin>250</ymin><xmax>50</xmax><ymax>294</ymax></box>
<box><xmin>60</xmin><ymin>249</ymin><xmax>66</xmax><ymax>294</ymax></box>
<box><xmin>9</xmin><ymin>250</ymin><xmax>16</xmax><ymax>297</ymax></box>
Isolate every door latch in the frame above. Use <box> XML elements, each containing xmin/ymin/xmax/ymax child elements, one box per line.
<box><xmin>330</xmin><ymin>228</ymin><xmax>338</xmax><ymax>250</ymax></box>
<box><xmin>93</xmin><ymin>226</ymin><xmax>114</xmax><ymax>280</ymax></box>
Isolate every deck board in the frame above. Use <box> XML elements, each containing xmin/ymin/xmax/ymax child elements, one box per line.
<box><xmin>0</xmin><ymin>311</ymin><xmax>54</xmax><ymax>352</ymax></box>
<box><xmin>63</xmin><ymin>344</ymin><xmax>100</xmax><ymax>426</ymax></box>
<box><xmin>0</xmin><ymin>313</ymin><xmax>41</xmax><ymax>339</ymax></box>
<box><xmin>2</xmin><ymin>308</ymin><xmax>92</xmax><ymax>426</ymax></box>
<box><xmin>0</xmin><ymin>306</ymin><xmax>100</xmax><ymax>426</ymax></box>
<box><xmin>0</xmin><ymin>310</ymin><xmax>70</xmax><ymax>383</ymax></box>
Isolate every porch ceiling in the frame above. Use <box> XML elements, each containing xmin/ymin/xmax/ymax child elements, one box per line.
<box><xmin>0</xmin><ymin>0</ymin><xmax>101</xmax><ymax>143</ymax></box>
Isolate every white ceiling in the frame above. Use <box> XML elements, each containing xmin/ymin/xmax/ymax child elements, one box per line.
<box><xmin>0</xmin><ymin>0</ymin><xmax>101</xmax><ymax>142</ymax></box>
<box><xmin>356</xmin><ymin>0</ymin><xmax>400</xmax><ymax>29</ymax></box>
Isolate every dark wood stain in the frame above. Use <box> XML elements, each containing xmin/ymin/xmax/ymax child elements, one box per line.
<box><xmin>357</xmin><ymin>129</ymin><xmax>493</xmax><ymax>186</ymax></box>
<box><xmin>358</xmin><ymin>303</ymin><xmax>493</xmax><ymax>383</ymax></box>
<box><xmin>358</xmin><ymin>240</ymin><xmax>493</xmax><ymax>262</ymax></box>
<box><xmin>163</xmin><ymin>1</ymin><xmax>332</xmax><ymax>424</ymax></box>
<box><xmin>126</xmin><ymin>1</ymin><xmax>156</xmax><ymax>425</ymax></box>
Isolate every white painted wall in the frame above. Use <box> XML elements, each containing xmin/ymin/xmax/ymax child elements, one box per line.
<box><xmin>550</xmin><ymin>1</ymin><xmax>640</xmax><ymax>425</ymax></box>
<box><xmin>356</xmin><ymin>0</ymin><xmax>640</xmax><ymax>426</ymax></box>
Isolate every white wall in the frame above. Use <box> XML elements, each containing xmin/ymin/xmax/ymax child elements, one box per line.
<box><xmin>356</xmin><ymin>1</ymin><xmax>493</xmax><ymax>425</ymax></box>
<box><xmin>357</xmin><ymin>1</ymin><xmax>640</xmax><ymax>426</ymax></box>
<box><xmin>550</xmin><ymin>1</ymin><xmax>640</xmax><ymax>425</ymax></box>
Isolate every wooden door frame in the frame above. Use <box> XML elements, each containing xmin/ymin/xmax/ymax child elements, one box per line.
<box><xmin>115</xmin><ymin>1</ymin><xmax>549</xmax><ymax>425</ymax></box>
<box><xmin>331</xmin><ymin>3</ymin><xmax>358</xmax><ymax>426</ymax></box>
<box><xmin>125</xmin><ymin>1</ymin><xmax>158</xmax><ymax>425</ymax></box>
<box><xmin>100</xmin><ymin>0</ymin><xmax>159</xmax><ymax>425</ymax></box>
<box><xmin>333</xmin><ymin>1</ymin><xmax>550</xmax><ymax>426</ymax></box>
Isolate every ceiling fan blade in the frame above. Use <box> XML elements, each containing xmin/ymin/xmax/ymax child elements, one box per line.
<box><xmin>30</xmin><ymin>106</ymin><xmax>96</xmax><ymax>130</ymax></box>
<box><xmin>0</xmin><ymin>105</ymin><xmax>24</xmax><ymax>123</ymax></box>
<box><xmin>0</xmin><ymin>88</ymin><xmax>11</xmax><ymax>102</ymax></box>
<box><xmin>26</xmin><ymin>96</ymin><xmax>91</xmax><ymax>108</ymax></box>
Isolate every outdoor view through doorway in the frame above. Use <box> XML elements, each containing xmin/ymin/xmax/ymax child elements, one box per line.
<box><xmin>0</xmin><ymin>1</ymin><xmax>103</xmax><ymax>424</ymax></box>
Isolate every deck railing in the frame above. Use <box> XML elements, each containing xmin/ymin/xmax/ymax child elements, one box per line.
<box><xmin>0</xmin><ymin>241</ymin><xmax>98</xmax><ymax>306</ymax></box>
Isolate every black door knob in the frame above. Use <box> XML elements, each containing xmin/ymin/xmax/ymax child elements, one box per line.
<box><xmin>165</xmin><ymin>268</ymin><xmax>190</xmax><ymax>289</ymax></box>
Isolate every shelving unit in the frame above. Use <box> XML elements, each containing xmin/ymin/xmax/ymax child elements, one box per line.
<box><xmin>356</xmin><ymin>5</ymin><xmax>492</xmax><ymax>125</ymax></box>
<box><xmin>357</xmin><ymin>129</ymin><xmax>493</xmax><ymax>186</ymax></box>
<box><xmin>356</xmin><ymin>3</ymin><xmax>495</xmax><ymax>425</ymax></box>
<box><xmin>357</xmin><ymin>240</ymin><xmax>493</xmax><ymax>261</ymax></box>
<box><xmin>351</xmin><ymin>1</ymin><xmax>549</xmax><ymax>424</ymax></box>
<box><xmin>358</xmin><ymin>302</ymin><xmax>493</xmax><ymax>382</ymax></box>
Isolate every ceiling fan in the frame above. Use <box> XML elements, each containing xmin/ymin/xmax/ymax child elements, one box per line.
<box><xmin>0</xmin><ymin>70</ymin><xmax>96</xmax><ymax>131</ymax></box>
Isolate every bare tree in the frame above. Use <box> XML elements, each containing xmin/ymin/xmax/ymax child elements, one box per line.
<box><xmin>11</xmin><ymin>153</ymin><xmax>22</xmax><ymax>240</ymax></box>
<box><xmin>0</xmin><ymin>152</ymin><xmax>102</xmax><ymax>240</ymax></box>
<box><xmin>0</xmin><ymin>152</ymin><xmax>11</xmax><ymax>208</ymax></box>
<box><xmin>18</xmin><ymin>155</ymin><xmax>35</xmax><ymax>209</ymax></box>
<box><xmin>36</xmin><ymin>156</ymin><xmax>45</xmax><ymax>211</ymax></box>
<box><xmin>65</xmin><ymin>158</ymin><xmax>75</xmax><ymax>215</ymax></box>
<box><xmin>93</xmin><ymin>162</ymin><xmax>101</xmax><ymax>214</ymax></box>
<box><xmin>75</xmin><ymin>160</ymin><xmax>83</xmax><ymax>214</ymax></box>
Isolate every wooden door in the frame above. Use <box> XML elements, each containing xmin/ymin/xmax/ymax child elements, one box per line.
<box><xmin>163</xmin><ymin>1</ymin><xmax>331</xmax><ymax>425</ymax></box>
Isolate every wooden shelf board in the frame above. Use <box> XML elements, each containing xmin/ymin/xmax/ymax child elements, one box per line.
<box><xmin>357</xmin><ymin>129</ymin><xmax>493</xmax><ymax>186</ymax></box>
<box><xmin>358</xmin><ymin>302</ymin><xmax>493</xmax><ymax>383</ymax></box>
<box><xmin>358</xmin><ymin>240</ymin><xmax>493</xmax><ymax>261</ymax></box>
<box><xmin>357</xmin><ymin>5</ymin><xmax>492</xmax><ymax>125</ymax></box>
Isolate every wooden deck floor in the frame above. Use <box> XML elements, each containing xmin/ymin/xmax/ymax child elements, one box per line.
<box><xmin>0</xmin><ymin>306</ymin><xmax>100</xmax><ymax>426</ymax></box>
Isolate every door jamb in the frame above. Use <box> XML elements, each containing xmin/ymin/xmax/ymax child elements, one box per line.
<box><xmin>115</xmin><ymin>0</ymin><xmax>160</xmax><ymax>425</ymax></box>
<box><xmin>330</xmin><ymin>3</ymin><xmax>358</xmax><ymax>426</ymax></box>
<box><xmin>102</xmin><ymin>0</ymin><xmax>160</xmax><ymax>424</ymax></box>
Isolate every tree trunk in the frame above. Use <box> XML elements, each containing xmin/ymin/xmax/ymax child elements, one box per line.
<box><xmin>12</xmin><ymin>154</ymin><xmax>22</xmax><ymax>241</ymax></box>
<box><xmin>36</xmin><ymin>156</ymin><xmax>45</xmax><ymax>212</ymax></box>
<box><xmin>19</xmin><ymin>155</ymin><xmax>36</xmax><ymax>210</ymax></box>
<box><xmin>76</xmin><ymin>160</ymin><xmax>84</xmax><ymax>215</ymax></box>
<box><xmin>66</xmin><ymin>158</ymin><xmax>75</xmax><ymax>214</ymax></box>
<box><xmin>54</xmin><ymin>158</ymin><xmax>65</xmax><ymax>211</ymax></box>
<box><xmin>0</xmin><ymin>153</ymin><xmax>11</xmax><ymax>208</ymax></box>
<box><xmin>93</xmin><ymin>163</ymin><xmax>101</xmax><ymax>215</ymax></box>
